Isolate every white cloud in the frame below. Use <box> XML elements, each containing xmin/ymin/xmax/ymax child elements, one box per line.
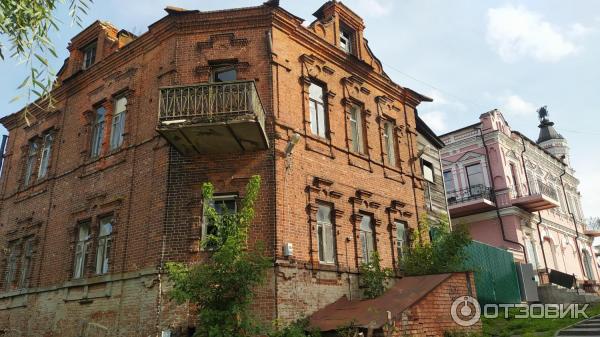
<box><xmin>486</xmin><ymin>5</ymin><xmax>580</xmax><ymax>63</ymax></box>
<box><xmin>500</xmin><ymin>94</ymin><xmax>536</xmax><ymax>116</ymax></box>
<box><xmin>352</xmin><ymin>0</ymin><xmax>393</xmax><ymax>17</ymax></box>
<box><xmin>420</xmin><ymin>110</ymin><xmax>447</xmax><ymax>133</ymax></box>
<box><xmin>568</xmin><ymin>23</ymin><xmax>591</xmax><ymax>38</ymax></box>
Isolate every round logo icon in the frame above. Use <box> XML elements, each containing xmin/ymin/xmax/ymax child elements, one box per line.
<box><xmin>451</xmin><ymin>296</ymin><xmax>481</xmax><ymax>327</ymax></box>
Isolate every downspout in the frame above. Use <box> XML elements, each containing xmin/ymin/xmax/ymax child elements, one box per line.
<box><xmin>560</xmin><ymin>167</ymin><xmax>586</xmax><ymax>278</ymax></box>
<box><xmin>519</xmin><ymin>137</ymin><xmax>548</xmax><ymax>272</ymax></box>
<box><xmin>403</xmin><ymin>93</ymin><xmax>421</xmax><ymax>240</ymax></box>
<box><xmin>478</xmin><ymin>129</ymin><xmax>527</xmax><ymax>262</ymax></box>
<box><xmin>438</xmin><ymin>147</ymin><xmax>452</xmax><ymax>230</ymax></box>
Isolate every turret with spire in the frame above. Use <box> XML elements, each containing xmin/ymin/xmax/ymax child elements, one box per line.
<box><xmin>536</xmin><ymin>106</ymin><xmax>570</xmax><ymax>166</ymax></box>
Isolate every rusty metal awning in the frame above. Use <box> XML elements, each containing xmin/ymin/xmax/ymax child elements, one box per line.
<box><xmin>308</xmin><ymin>273</ymin><xmax>453</xmax><ymax>332</ymax></box>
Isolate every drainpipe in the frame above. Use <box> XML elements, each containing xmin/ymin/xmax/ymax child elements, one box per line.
<box><xmin>0</xmin><ymin>135</ymin><xmax>7</xmax><ymax>176</ymax></box>
<box><xmin>559</xmin><ymin>167</ymin><xmax>586</xmax><ymax>279</ymax></box>
<box><xmin>438</xmin><ymin>147</ymin><xmax>452</xmax><ymax>230</ymax></box>
<box><xmin>403</xmin><ymin>95</ymin><xmax>421</xmax><ymax>241</ymax></box>
<box><xmin>519</xmin><ymin>137</ymin><xmax>548</xmax><ymax>272</ymax></box>
<box><xmin>478</xmin><ymin>129</ymin><xmax>527</xmax><ymax>262</ymax></box>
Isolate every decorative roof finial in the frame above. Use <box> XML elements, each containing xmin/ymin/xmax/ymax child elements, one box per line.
<box><xmin>538</xmin><ymin>106</ymin><xmax>549</xmax><ymax>123</ymax></box>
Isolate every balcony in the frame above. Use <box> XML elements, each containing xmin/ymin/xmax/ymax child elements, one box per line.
<box><xmin>157</xmin><ymin>81</ymin><xmax>269</xmax><ymax>155</ymax></box>
<box><xmin>446</xmin><ymin>185</ymin><xmax>496</xmax><ymax>217</ymax></box>
<box><xmin>512</xmin><ymin>182</ymin><xmax>559</xmax><ymax>212</ymax></box>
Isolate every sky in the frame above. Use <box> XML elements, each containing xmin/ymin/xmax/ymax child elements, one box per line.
<box><xmin>1</xmin><ymin>0</ymin><xmax>600</xmax><ymax>218</ymax></box>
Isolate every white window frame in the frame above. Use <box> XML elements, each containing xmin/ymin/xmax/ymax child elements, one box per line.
<box><xmin>317</xmin><ymin>203</ymin><xmax>336</xmax><ymax>264</ymax></box>
<box><xmin>110</xmin><ymin>97</ymin><xmax>127</xmax><ymax>150</ymax></box>
<box><xmin>359</xmin><ymin>213</ymin><xmax>375</xmax><ymax>263</ymax></box>
<box><xmin>396</xmin><ymin>221</ymin><xmax>408</xmax><ymax>262</ymax></box>
<box><xmin>38</xmin><ymin>132</ymin><xmax>53</xmax><ymax>179</ymax></box>
<box><xmin>24</xmin><ymin>140</ymin><xmax>38</xmax><ymax>186</ymax></box>
<box><xmin>18</xmin><ymin>238</ymin><xmax>34</xmax><ymax>288</ymax></box>
<box><xmin>95</xmin><ymin>216</ymin><xmax>113</xmax><ymax>275</ymax></box>
<box><xmin>90</xmin><ymin>106</ymin><xmax>106</xmax><ymax>158</ymax></box>
<box><xmin>4</xmin><ymin>243</ymin><xmax>19</xmax><ymax>289</ymax></box>
<box><xmin>308</xmin><ymin>82</ymin><xmax>328</xmax><ymax>138</ymax></box>
<box><xmin>339</xmin><ymin>27</ymin><xmax>353</xmax><ymax>54</ymax></box>
<box><xmin>422</xmin><ymin>160</ymin><xmax>434</xmax><ymax>183</ymax></box>
<box><xmin>202</xmin><ymin>195</ymin><xmax>237</xmax><ymax>250</ymax></box>
<box><xmin>383</xmin><ymin>121</ymin><xmax>396</xmax><ymax>165</ymax></box>
<box><xmin>73</xmin><ymin>223</ymin><xmax>91</xmax><ymax>279</ymax></box>
<box><xmin>349</xmin><ymin>104</ymin><xmax>365</xmax><ymax>154</ymax></box>
<box><xmin>82</xmin><ymin>42</ymin><xmax>97</xmax><ymax>70</ymax></box>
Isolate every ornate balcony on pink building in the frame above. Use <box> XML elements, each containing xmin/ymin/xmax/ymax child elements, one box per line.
<box><xmin>446</xmin><ymin>184</ymin><xmax>496</xmax><ymax>217</ymax></box>
<box><xmin>512</xmin><ymin>181</ymin><xmax>559</xmax><ymax>212</ymax></box>
<box><xmin>157</xmin><ymin>80</ymin><xmax>269</xmax><ymax>155</ymax></box>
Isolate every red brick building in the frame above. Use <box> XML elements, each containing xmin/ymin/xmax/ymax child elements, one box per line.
<box><xmin>0</xmin><ymin>2</ymin><xmax>443</xmax><ymax>336</ymax></box>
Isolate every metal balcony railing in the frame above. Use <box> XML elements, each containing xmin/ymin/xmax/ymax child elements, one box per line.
<box><xmin>158</xmin><ymin>80</ymin><xmax>266</xmax><ymax>129</ymax></box>
<box><xmin>533</xmin><ymin>181</ymin><xmax>559</xmax><ymax>201</ymax></box>
<box><xmin>446</xmin><ymin>184</ymin><xmax>495</xmax><ymax>206</ymax></box>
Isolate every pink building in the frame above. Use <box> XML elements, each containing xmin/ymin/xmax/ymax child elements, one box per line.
<box><xmin>440</xmin><ymin>109</ymin><xmax>599</xmax><ymax>286</ymax></box>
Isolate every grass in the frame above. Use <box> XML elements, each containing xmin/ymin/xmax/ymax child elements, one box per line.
<box><xmin>479</xmin><ymin>303</ymin><xmax>600</xmax><ymax>337</ymax></box>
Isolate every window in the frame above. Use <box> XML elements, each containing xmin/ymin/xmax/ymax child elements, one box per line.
<box><xmin>202</xmin><ymin>195</ymin><xmax>237</xmax><ymax>250</ymax></box>
<box><xmin>38</xmin><ymin>132</ymin><xmax>53</xmax><ymax>179</ymax></box>
<box><xmin>212</xmin><ymin>67</ymin><xmax>237</xmax><ymax>82</ymax></box>
<box><xmin>359</xmin><ymin>213</ymin><xmax>375</xmax><ymax>263</ymax></box>
<box><xmin>73</xmin><ymin>222</ymin><xmax>91</xmax><ymax>279</ymax></box>
<box><xmin>82</xmin><ymin>42</ymin><xmax>97</xmax><ymax>70</ymax></box>
<box><xmin>309</xmin><ymin>82</ymin><xmax>328</xmax><ymax>138</ymax></box>
<box><xmin>4</xmin><ymin>242</ymin><xmax>19</xmax><ymax>289</ymax></box>
<box><xmin>443</xmin><ymin>170</ymin><xmax>455</xmax><ymax>193</ymax></box>
<box><xmin>339</xmin><ymin>27</ymin><xmax>354</xmax><ymax>53</ymax></box>
<box><xmin>422</xmin><ymin>160</ymin><xmax>434</xmax><ymax>183</ymax></box>
<box><xmin>525</xmin><ymin>237</ymin><xmax>538</xmax><ymax>269</ymax></box>
<box><xmin>95</xmin><ymin>216</ymin><xmax>113</xmax><ymax>275</ymax></box>
<box><xmin>583</xmin><ymin>250</ymin><xmax>596</xmax><ymax>281</ymax></box>
<box><xmin>349</xmin><ymin>104</ymin><xmax>365</xmax><ymax>154</ymax></box>
<box><xmin>18</xmin><ymin>238</ymin><xmax>33</xmax><ymax>288</ymax></box>
<box><xmin>23</xmin><ymin>140</ymin><xmax>38</xmax><ymax>186</ymax></box>
<box><xmin>317</xmin><ymin>204</ymin><xmax>336</xmax><ymax>264</ymax></box>
<box><xmin>396</xmin><ymin>221</ymin><xmax>408</xmax><ymax>263</ymax></box>
<box><xmin>510</xmin><ymin>163</ymin><xmax>520</xmax><ymax>196</ymax></box>
<box><xmin>110</xmin><ymin>97</ymin><xmax>127</xmax><ymax>150</ymax></box>
<box><xmin>90</xmin><ymin>106</ymin><xmax>106</xmax><ymax>158</ymax></box>
<box><xmin>465</xmin><ymin>163</ymin><xmax>484</xmax><ymax>194</ymax></box>
<box><xmin>383</xmin><ymin>121</ymin><xmax>396</xmax><ymax>165</ymax></box>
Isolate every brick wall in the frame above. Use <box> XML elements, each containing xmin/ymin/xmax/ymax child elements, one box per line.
<box><xmin>0</xmin><ymin>2</ymin><xmax>432</xmax><ymax>335</ymax></box>
<box><xmin>394</xmin><ymin>272</ymin><xmax>482</xmax><ymax>337</ymax></box>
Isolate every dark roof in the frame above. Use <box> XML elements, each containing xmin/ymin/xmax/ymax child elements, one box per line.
<box><xmin>308</xmin><ymin>273</ymin><xmax>453</xmax><ymax>331</ymax></box>
<box><xmin>416</xmin><ymin>115</ymin><xmax>444</xmax><ymax>149</ymax></box>
<box><xmin>537</xmin><ymin>119</ymin><xmax>564</xmax><ymax>143</ymax></box>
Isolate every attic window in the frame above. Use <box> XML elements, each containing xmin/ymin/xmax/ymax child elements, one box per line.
<box><xmin>339</xmin><ymin>25</ymin><xmax>354</xmax><ymax>54</ymax></box>
<box><xmin>82</xmin><ymin>41</ymin><xmax>97</xmax><ymax>70</ymax></box>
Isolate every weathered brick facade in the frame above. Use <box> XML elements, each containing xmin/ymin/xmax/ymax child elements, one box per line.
<box><xmin>0</xmin><ymin>2</ymin><xmax>435</xmax><ymax>336</ymax></box>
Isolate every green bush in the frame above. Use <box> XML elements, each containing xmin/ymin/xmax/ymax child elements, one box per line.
<box><xmin>359</xmin><ymin>252</ymin><xmax>393</xmax><ymax>299</ymax></box>
<box><xmin>401</xmin><ymin>214</ymin><xmax>472</xmax><ymax>276</ymax></box>
<box><xmin>166</xmin><ymin>175</ymin><xmax>271</xmax><ymax>337</ymax></box>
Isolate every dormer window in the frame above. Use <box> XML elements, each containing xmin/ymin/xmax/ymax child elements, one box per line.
<box><xmin>82</xmin><ymin>41</ymin><xmax>97</xmax><ymax>70</ymax></box>
<box><xmin>339</xmin><ymin>26</ymin><xmax>354</xmax><ymax>54</ymax></box>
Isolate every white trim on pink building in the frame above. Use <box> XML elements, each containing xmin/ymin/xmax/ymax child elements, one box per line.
<box><xmin>440</xmin><ymin>109</ymin><xmax>599</xmax><ymax>285</ymax></box>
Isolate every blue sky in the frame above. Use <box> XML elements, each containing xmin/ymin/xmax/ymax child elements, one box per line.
<box><xmin>1</xmin><ymin>0</ymin><xmax>599</xmax><ymax>217</ymax></box>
